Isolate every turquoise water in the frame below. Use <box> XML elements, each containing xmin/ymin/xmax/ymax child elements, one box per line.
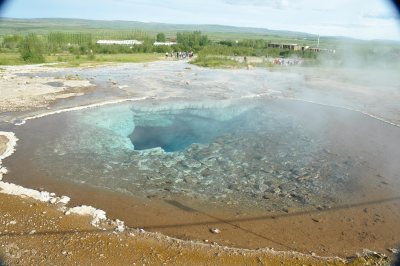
<box><xmin>8</xmin><ymin>99</ymin><xmax>365</xmax><ymax>211</ymax></box>
<box><xmin>130</xmin><ymin>110</ymin><xmax>245</xmax><ymax>152</ymax></box>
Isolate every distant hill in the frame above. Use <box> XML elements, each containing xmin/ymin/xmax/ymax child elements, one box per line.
<box><xmin>0</xmin><ymin>17</ymin><xmax>317</xmax><ymax>40</ymax></box>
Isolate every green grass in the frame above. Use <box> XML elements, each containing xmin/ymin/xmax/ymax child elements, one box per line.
<box><xmin>191</xmin><ymin>55</ymin><xmax>243</xmax><ymax>68</ymax></box>
<box><xmin>48</xmin><ymin>53</ymin><xmax>164</xmax><ymax>67</ymax></box>
<box><xmin>0</xmin><ymin>52</ymin><xmax>164</xmax><ymax>66</ymax></box>
<box><xmin>0</xmin><ymin>52</ymin><xmax>24</xmax><ymax>65</ymax></box>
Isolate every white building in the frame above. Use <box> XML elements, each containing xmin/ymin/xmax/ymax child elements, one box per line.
<box><xmin>153</xmin><ymin>41</ymin><xmax>177</xmax><ymax>46</ymax></box>
<box><xmin>96</xmin><ymin>40</ymin><xmax>143</xmax><ymax>45</ymax></box>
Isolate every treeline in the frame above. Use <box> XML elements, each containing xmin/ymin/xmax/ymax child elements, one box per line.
<box><xmin>0</xmin><ymin>30</ymin><xmax>320</xmax><ymax>63</ymax></box>
<box><xmin>198</xmin><ymin>44</ymin><xmax>317</xmax><ymax>59</ymax></box>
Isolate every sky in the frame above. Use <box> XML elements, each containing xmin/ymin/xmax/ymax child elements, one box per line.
<box><xmin>1</xmin><ymin>0</ymin><xmax>400</xmax><ymax>40</ymax></box>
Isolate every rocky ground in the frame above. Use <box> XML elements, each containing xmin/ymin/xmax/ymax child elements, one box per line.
<box><xmin>0</xmin><ymin>65</ymin><xmax>94</xmax><ymax>114</ymax></box>
<box><xmin>0</xmin><ymin>136</ymin><xmax>7</xmax><ymax>155</ymax></box>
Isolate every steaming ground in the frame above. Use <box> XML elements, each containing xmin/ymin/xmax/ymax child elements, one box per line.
<box><xmin>1</xmin><ymin>61</ymin><xmax>399</xmax><ymax>126</ymax></box>
<box><xmin>0</xmin><ymin>61</ymin><xmax>399</xmax><ymax>264</ymax></box>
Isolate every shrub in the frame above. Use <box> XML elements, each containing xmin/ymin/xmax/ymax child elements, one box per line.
<box><xmin>156</xmin><ymin>33</ymin><xmax>166</xmax><ymax>42</ymax></box>
<box><xmin>19</xmin><ymin>34</ymin><xmax>45</xmax><ymax>63</ymax></box>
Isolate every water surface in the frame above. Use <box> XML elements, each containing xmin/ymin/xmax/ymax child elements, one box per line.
<box><xmin>7</xmin><ymin>98</ymin><xmax>398</xmax><ymax>213</ymax></box>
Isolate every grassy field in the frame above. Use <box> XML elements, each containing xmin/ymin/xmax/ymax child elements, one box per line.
<box><xmin>1</xmin><ymin>18</ymin><xmax>399</xmax><ymax>68</ymax></box>
<box><xmin>0</xmin><ymin>52</ymin><xmax>21</xmax><ymax>65</ymax></box>
<box><xmin>0</xmin><ymin>18</ymin><xmax>327</xmax><ymax>47</ymax></box>
<box><xmin>0</xmin><ymin>52</ymin><xmax>164</xmax><ymax>66</ymax></box>
<box><xmin>191</xmin><ymin>55</ymin><xmax>243</xmax><ymax>68</ymax></box>
<box><xmin>2</xmin><ymin>18</ymin><xmax>398</xmax><ymax>56</ymax></box>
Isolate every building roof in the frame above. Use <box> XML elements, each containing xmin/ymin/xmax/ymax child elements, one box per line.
<box><xmin>153</xmin><ymin>41</ymin><xmax>177</xmax><ymax>46</ymax></box>
<box><xmin>96</xmin><ymin>40</ymin><xmax>143</xmax><ymax>45</ymax></box>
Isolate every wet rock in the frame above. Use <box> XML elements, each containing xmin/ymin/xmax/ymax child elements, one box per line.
<box><xmin>262</xmin><ymin>195</ymin><xmax>270</xmax><ymax>200</ymax></box>
<box><xmin>387</xmin><ymin>248</ymin><xmax>399</xmax><ymax>254</ymax></box>
<box><xmin>182</xmin><ymin>159</ymin><xmax>202</xmax><ymax>168</ymax></box>
<box><xmin>254</xmin><ymin>183</ymin><xmax>269</xmax><ymax>192</ymax></box>
<box><xmin>200</xmin><ymin>168</ymin><xmax>212</xmax><ymax>177</ymax></box>
<box><xmin>210</xmin><ymin>228</ymin><xmax>221</xmax><ymax>234</ymax></box>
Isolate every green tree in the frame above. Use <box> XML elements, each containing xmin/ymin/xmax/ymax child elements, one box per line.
<box><xmin>2</xmin><ymin>34</ymin><xmax>23</xmax><ymax>49</ymax></box>
<box><xmin>19</xmin><ymin>34</ymin><xmax>45</xmax><ymax>63</ymax></box>
<box><xmin>156</xmin><ymin>33</ymin><xmax>166</xmax><ymax>42</ymax></box>
<box><xmin>176</xmin><ymin>31</ymin><xmax>209</xmax><ymax>51</ymax></box>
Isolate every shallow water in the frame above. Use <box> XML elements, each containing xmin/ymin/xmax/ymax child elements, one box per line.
<box><xmin>7</xmin><ymin>97</ymin><xmax>399</xmax><ymax>213</ymax></box>
<box><xmin>129</xmin><ymin>109</ymin><xmax>241</xmax><ymax>152</ymax></box>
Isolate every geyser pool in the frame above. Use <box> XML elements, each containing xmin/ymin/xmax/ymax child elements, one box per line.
<box><xmin>129</xmin><ymin>110</ymin><xmax>242</xmax><ymax>152</ymax></box>
<box><xmin>5</xmin><ymin>98</ymin><xmax>379</xmax><ymax>213</ymax></box>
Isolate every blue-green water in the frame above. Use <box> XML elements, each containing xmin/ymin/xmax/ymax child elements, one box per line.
<box><xmin>130</xmin><ymin>112</ymin><xmax>242</xmax><ymax>152</ymax></box>
<box><xmin>8</xmin><ymin>99</ymin><xmax>371</xmax><ymax>211</ymax></box>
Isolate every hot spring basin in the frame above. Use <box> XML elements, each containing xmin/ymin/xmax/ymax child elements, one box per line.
<box><xmin>6</xmin><ymin>97</ymin><xmax>400</xmax><ymax>215</ymax></box>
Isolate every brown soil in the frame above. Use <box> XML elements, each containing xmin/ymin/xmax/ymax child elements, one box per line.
<box><xmin>4</xmin><ymin>169</ymin><xmax>400</xmax><ymax>258</ymax></box>
<box><xmin>0</xmin><ymin>193</ymin><xmax>389</xmax><ymax>265</ymax></box>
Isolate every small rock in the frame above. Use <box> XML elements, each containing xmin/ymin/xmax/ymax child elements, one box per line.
<box><xmin>282</xmin><ymin>207</ymin><xmax>296</xmax><ymax>213</ymax></box>
<box><xmin>49</xmin><ymin>198</ymin><xmax>57</xmax><ymax>204</ymax></box>
<box><xmin>210</xmin><ymin>228</ymin><xmax>221</xmax><ymax>234</ymax></box>
<box><xmin>114</xmin><ymin>219</ymin><xmax>125</xmax><ymax>232</ymax></box>
<box><xmin>388</xmin><ymin>248</ymin><xmax>399</xmax><ymax>254</ymax></box>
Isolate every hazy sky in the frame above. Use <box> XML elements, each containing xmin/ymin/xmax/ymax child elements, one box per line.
<box><xmin>1</xmin><ymin>0</ymin><xmax>400</xmax><ymax>40</ymax></box>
